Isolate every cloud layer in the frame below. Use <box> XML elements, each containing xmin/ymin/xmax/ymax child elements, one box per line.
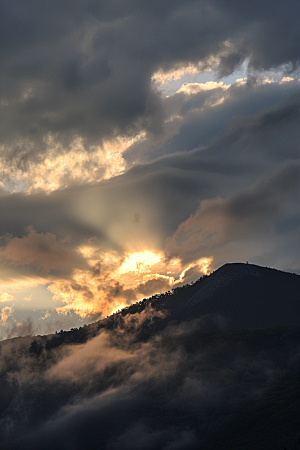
<box><xmin>1</xmin><ymin>0</ymin><xmax>300</xmax><ymax>179</ymax></box>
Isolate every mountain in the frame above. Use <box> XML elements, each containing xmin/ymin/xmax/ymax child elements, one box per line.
<box><xmin>97</xmin><ymin>262</ymin><xmax>300</xmax><ymax>338</ymax></box>
<box><xmin>1</xmin><ymin>263</ymin><xmax>300</xmax><ymax>450</ymax></box>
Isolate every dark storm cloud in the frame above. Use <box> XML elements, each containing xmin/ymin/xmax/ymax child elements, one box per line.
<box><xmin>0</xmin><ymin>0</ymin><xmax>300</xmax><ymax>167</ymax></box>
<box><xmin>124</xmin><ymin>78</ymin><xmax>300</xmax><ymax>166</ymax></box>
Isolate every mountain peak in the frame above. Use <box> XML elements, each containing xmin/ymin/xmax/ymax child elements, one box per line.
<box><xmin>100</xmin><ymin>262</ymin><xmax>300</xmax><ymax>335</ymax></box>
<box><xmin>186</xmin><ymin>262</ymin><xmax>264</xmax><ymax>307</ymax></box>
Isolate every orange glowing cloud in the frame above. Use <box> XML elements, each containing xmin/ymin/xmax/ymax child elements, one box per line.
<box><xmin>48</xmin><ymin>244</ymin><xmax>213</xmax><ymax>319</ymax></box>
<box><xmin>0</xmin><ymin>305</ymin><xmax>14</xmax><ymax>325</ymax></box>
<box><xmin>0</xmin><ymin>221</ymin><xmax>213</xmax><ymax>321</ymax></box>
<box><xmin>117</xmin><ymin>251</ymin><xmax>162</xmax><ymax>275</ymax></box>
<box><xmin>0</xmin><ymin>292</ymin><xmax>14</xmax><ymax>303</ymax></box>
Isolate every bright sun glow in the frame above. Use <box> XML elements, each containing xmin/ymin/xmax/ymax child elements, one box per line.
<box><xmin>48</xmin><ymin>247</ymin><xmax>213</xmax><ymax>319</ymax></box>
<box><xmin>117</xmin><ymin>251</ymin><xmax>162</xmax><ymax>274</ymax></box>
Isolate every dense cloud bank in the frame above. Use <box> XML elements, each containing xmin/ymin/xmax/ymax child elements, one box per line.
<box><xmin>0</xmin><ymin>319</ymin><xmax>300</xmax><ymax>449</ymax></box>
<box><xmin>0</xmin><ymin>0</ymin><xmax>300</xmax><ymax>186</ymax></box>
<box><xmin>1</xmin><ymin>0</ymin><xmax>300</xmax><ymax>158</ymax></box>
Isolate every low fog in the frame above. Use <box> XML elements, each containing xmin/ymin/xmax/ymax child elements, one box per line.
<box><xmin>0</xmin><ymin>308</ymin><xmax>299</xmax><ymax>449</ymax></box>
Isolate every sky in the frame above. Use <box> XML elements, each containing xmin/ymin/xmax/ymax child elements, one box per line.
<box><xmin>0</xmin><ymin>0</ymin><xmax>300</xmax><ymax>339</ymax></box>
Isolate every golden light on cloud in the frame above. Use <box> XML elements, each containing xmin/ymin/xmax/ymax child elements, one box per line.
<box><xmin>0</xmin><ymin>292</ymin><xmax>14</xmax><ymax>303</ymax></box>
<box><xmin>152</xmin><ymin>64</ymin><xmax>203</xmax><ymax>84</ymax></box>
<box><xmin>151</xmin><ymin>57</ymin><xmax>219</xmax><ymax>85</ymax></box>
<box><xmin>77</xmin><ymin>245</ymin><xmax>98</xmax><ymax>260</ymax></box>
<box><xmin>0</xmin><ymin>226</ymin><xmax>212</xmax><ymax>320</ymax></box>
<box><xmin>0</xmin><ymin>132</ymin><xmax>146</xmax><ymax>193</ymax></box>
<box><xmin>48</xmin><ymin>244</ymin><xmax>213</xmax><ymax>319</ymax></box>
<box><xmin>176</xmin><ymin>81</ymin><xmax>229</xmax><ymax>95</ymax></box>
<box><xmin>0</xmin><ymin>305</ymin><xmax>14</xmax><ymax>325</ymax></box>
<box><xmin>143</xmin><ymin>273</ymin><xmax>175</xmax><ymax>285</ymax></box>
<box><xmin>0</xmin><ymin>218</ymin><xmax>213</xmax><ymax>323</ymax></box>
<box><xmin>0</xmin><ymin>276</ymin><xmax>51</xmax><ymax>289</ymax></box>
<box><xmin>195</xmin><ymin>257</ymin><xmax>212</xmax><ymax>275</ymax></box>
<box><xmin>280</xmin><ymin>76</ymin><xmax>295</xmax><ymax>83</ymax></box>
<box><xmin>117</xmin><ymin>251</ymin><xmax>162</xmax><ymax>275</ymax></box>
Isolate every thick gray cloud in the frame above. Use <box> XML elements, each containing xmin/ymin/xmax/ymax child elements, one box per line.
<box><xmin>0</xmin><ymin>226</ymin><xmax>87</xmax><ymax>282</ymax></box>
<box><xmin>166</xmin><ymin>160</ymin><xmax>300</xmax><ymax>271</ymax></box>
<box><xmin>0</xmin><ymin>0</ymin><xmax>300</xmax><ymax>166</ymax></box>
<box><xmin>124</xmin><ymin>79</ymin><xmax>300</xmax><ymax>165</ymax></box>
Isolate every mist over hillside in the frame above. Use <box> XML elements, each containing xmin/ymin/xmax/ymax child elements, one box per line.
<box><xmin>0</xmin><ymin>263</ymin><xmax>300</xmax><ymax>450</ymax></box>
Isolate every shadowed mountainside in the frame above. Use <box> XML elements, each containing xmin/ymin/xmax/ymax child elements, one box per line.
<box><xmin>0</xmin><ymin>263</ymin><xmax>300</xmax><ymax>450</ymax></box>
<box><xmin>96</xmin><ymin>262</ymin><xmax>300</xmax><ymax>338</ymax></box>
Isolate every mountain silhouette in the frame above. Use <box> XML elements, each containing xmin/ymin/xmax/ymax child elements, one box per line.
<box><xmin>97</xmin><ymin>263</ymin><xmax>300</xmax><ymax>339</ymax></box>
<box><xmin>1</xmin><ymin>263</ymin><xmax>300</xmax><ymax>450</ymax></box>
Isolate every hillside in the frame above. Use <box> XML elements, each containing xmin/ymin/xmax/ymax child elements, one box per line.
<box><xmin>96</xmin><ymin>262</ymin><xmax>300</xmax><ymax>339</ymax></box>
<box><xmin>0</xmin><ymin>263</ymin><xmax>300</xmax><ymax>450</ymax></box>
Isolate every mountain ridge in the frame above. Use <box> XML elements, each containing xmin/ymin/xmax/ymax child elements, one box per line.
<box><xmin>1</xmin><ymin>262</ymin><xmax>299</xmax><ymax>347</ymax></box>
<box><xmin>1</xmin><ymin>263</ymin><xmax>300</xmax><ymax>450</ymax></box>
<box><xmin>97</xmin><ymin>262</ymin><xmax>300</xmax><ymax>337</ymax></box>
